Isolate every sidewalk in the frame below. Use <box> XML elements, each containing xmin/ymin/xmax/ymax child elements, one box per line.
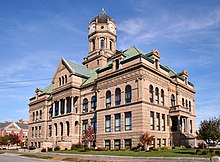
<box><xmin>2</xmin><ymin>150</ymin><xmax>212</xmax><ymax>162</ymax></box>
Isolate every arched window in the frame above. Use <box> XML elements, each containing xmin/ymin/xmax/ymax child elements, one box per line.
<box><xmin>101</xmin><ymin>39</ymin><xmax>104</xmax><ymax>49</ymax></box>
<box><xmin>106</xmin><ymin>91</ymin><xmax>111</xmax><ymax>107</ymax></box>
<box><xmin>66</xmin><ymin>121</ymin><xmax>70</xmax><ymax>136</ymax></box>
<box><xmin>59</xmin><ymin>78</ymin><xmax>61</xmax><ymax>86</ymax></box>
<box><xmin>155</xmin><ymin>87</ymin><xmax>159</xmax><ymax>104</ymax></box>
<box><xmin>91</xmin><ymin>96</ymin><xmax>97</xmax><ymax>110</ymax></box>
<box><xmin>92</xmin><ymin>39</ymin><xmax>95</xmax><ymax>51</ymax></box>
<box><xmin>65</xmin><ymin>75</ymin><xmax>67</xmax><ymax>84</ymax></box>
<box><xmin>182</xmin><ymin>98</ymin><xmax>185</xmax><ymax>107</ymax></box>
<box><xmin>115</xmin><ymin>88</ymin><xmax>121</xmax><ymax>105</ymax></box>
<box><xmin>149</xmin><ymin>85</ymin><xmax>154</xmax><ymax>103</ymax></box>
<box><xmin>189</xmin><ymin>101</ymin><xmax>192</xmax><ymax>112</ymax></box>
<box><xmin>125</xmin><ymin>85</ymin><xmax>132</xmax><ymax>103</ymax></box>
<box><xmin>115</xmin><ymin>59</ymin><xmax>119</xmax><ymax>70</ymax></box>
<box><xmin>60</xmin><ymin>122</ymin><xmax>63</xmax><ymax>136</ymax></box>
<box><xmin>54</xmin><ymin>123</ymin><xmax>57</xmax><ymax>136</ymax></box>
<box><xmin>83</xmin><ymin>98</ymin><xmax>88</xmax><ymax>112</ymax></box>
<box><xmin>49</xmin><ymin>107</ymin><xmax>53</xmax><ymax>118</ymax></box>
<box><xmin>185</xmin><ymin>99</ymin><xmax>188</xmax><ymax>108</ymax></box>
<box><xmin>40</xmin><ymin>110</ymin><xmax>42</xmax><ymax>119</ymax></box>
<box><xmin>110</xmin><ymin>40</ymin><xmax>112</xmax><ymax>50</ymax></box>
<box><xmin>161</xmin><ymin>89</ymin><xmax>164</xmax><ymax>106</ymax></box>
<box><xmin>62</xmin><ymin>76</ymin><xmax>64</xmax><ymax>85</ymax></box>
<box><xmin>171</xmin><ymin>94</ymin><xmax>175</xmax><ymax>107</ymax></box>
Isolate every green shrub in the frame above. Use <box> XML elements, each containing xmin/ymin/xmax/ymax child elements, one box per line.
<box><xmin>54</xmin><ymin>146</ymin><xmax>60</xmax><ymax>151</ymax></box>
<box><xmin>41</xmin><ymin>148</ymin><xmax>46</xmax><ymax>152</ymax></box>
<box><xmin>209</xmin><ymin>148</ymin><xmax>214</xmax><ymax>155</ymax></box>
<box><xmin>161</xmin><ymin>146</ymin><xmax>172</xmax><ymax>150</ymax></box>
<box><xmin>153</xmin><ymin>147</ymin><xmax>161</xmax><ymax>151</ymax></box>
<box><xmin>201</xmin><ymin>150</ymin><xmax>209</xmax><ymax>155</ymax></box>
<box><xmin>47</xmin><ymin>147</ymin><xmax>52</xmax><ymax>152</ymax></box>
<box><xmin>215</xmin><ymin>150</ymin><xmax>220</xmax><ymax>156</ymax></box>
<box><xmin>71</xmin><ymin>143</ymin><xmax>83</xmax><ymax>150</ymax></box>
<box><xmin>196</xmin><ymin>149</ymin><xmax>202</xmax><ymax>155</ymax></box>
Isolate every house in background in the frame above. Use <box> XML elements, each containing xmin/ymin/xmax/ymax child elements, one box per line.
<box><xmin>0</xmin><ymin>119</ymin><xmax>28</xmax><ymax>147</ymax></box>
<box><xmin>29</xmin><ymin>9</ymin><xmax>196</xmax><ymax>150</ymax></box>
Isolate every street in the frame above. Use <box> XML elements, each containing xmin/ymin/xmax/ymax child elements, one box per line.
<box><xmin>0</xmin><ymin>153</ymin><xmax>53</xmax><ymax>162</ymax></box>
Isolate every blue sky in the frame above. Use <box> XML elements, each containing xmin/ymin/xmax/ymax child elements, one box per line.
<box><xmin>0</xmin><ymin>0</ymin><xmax>219</xmax><ymax>128</ymax></box>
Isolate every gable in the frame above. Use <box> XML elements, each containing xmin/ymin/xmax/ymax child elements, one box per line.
<box><xmin>5</xmin><ymin>122</ymin><xmax>20</xmax><ymax>130</ymax></box>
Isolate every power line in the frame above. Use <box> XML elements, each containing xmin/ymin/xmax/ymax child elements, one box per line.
<box><xmin>0</xmin><ymin>83</ymin><xmax>49</xmax><ymax>89</ymax></box>
<box><xmin>0</xmin><ymin>78</ymin><xmax>52</xmax><ymax>84</ymax></box>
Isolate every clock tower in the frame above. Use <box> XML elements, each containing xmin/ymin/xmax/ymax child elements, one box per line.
<box><xmin>83</xmin><ymin>9</ymin><xmax>117</xmax><ymax>69</ymax></box>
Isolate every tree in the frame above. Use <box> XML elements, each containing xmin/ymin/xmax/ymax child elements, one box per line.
<box><xmin>197</xmin><ymin>116</ymin><xmax>220</xmax><ymax>143</ymax></box>
<box><xmin>139</xmin><ymin>131</ymin><xmax>154</xmax><ymax>150</ymax></box>
<box><xmin>9</xmin><ymin>134</ymin><xmax>20</xmax><ymax>145</ymax></box>
<box><xmin>82</xmin><ymin>125</ymin><xmax>96</xmax><ymax>148</ymax></box>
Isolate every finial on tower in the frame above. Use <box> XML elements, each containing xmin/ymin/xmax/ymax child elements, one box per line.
<box><xmin>101</xmin><ymin>8</ymin><xmax>106</xmax><ymax>15</ymax></box>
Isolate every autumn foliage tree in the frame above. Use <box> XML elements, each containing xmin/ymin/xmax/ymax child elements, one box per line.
<box><xmin>82</xmin><ymin>125</ymin><xmax>96</xmax><ymax>148</ymax></box>
<box><xmin>139</xmin><ymin>131</ymin><xmax>154</xmax><ymax>150</ymax></box>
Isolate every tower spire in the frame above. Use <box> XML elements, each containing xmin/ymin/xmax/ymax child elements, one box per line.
<box><xmin>100</xmin><ymin>8</ymin><xmax>106</xmax><ymax>15</ymax></box>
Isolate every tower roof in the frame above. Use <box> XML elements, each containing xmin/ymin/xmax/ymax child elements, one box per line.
<box><xmin>92</xmin><ymin>8</ymin><xmax>114</xmax><ymax>23</ymax></box>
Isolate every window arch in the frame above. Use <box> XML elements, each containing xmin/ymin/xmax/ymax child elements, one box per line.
<box><xmin>106</xmin><ymin>91</ymin><xmax>111</xmax><ymax>107</ymax></box>
<box><xmin>91</xmin><ymin>96</ymin><xmax>97</xmax><ymax>110</ymax></box>
<box><xmin>60</xmin><ymin>122</ymin><xmax>63</xmax><ymax>136</ymax></box>
<box><xmin>161</xmin><ymin>89</ymin><xmax>164</xmax><ymax>106</ymax></box>
<box><xmin>185</xmin><ymin>99</ymin><xmax>188</xmax><ymax>108</ymax></box>
<box><xmin>62</xmin><ymin>76</ymin><xmax>64</xmax><ymax>85</ymax></box>
<box><xmin>182</xmin><ymin>98</ymin><xmax>185</xmax><ymax>107</ymax></box>
<box><xmin>83</xmin><ymin>98</ymin><xmax>88</xmax><ymax>112</ymax></box>
<box><xmin>115</xmin><ymin>88</ymin><xmax>121</xmax><ymax>105</ymax></box>
<box><xmin>66</xmin><ymin>121</ymin><xmax>70</xmax><ymax>136</ymax></box>
<box><xmin>125</xmin><ymin>85</ymin><xmax>132</xmax><ymax>103</ymax></box>
<box><xmin>171</xmin><ymin>94</ymin><xmax>175</xmax><ymax>107</ymax></box>
<box><xmin>59</xmin><ymin>78</ymin><xmax>61</xmax><ymax>86</ymax></box>
<box><xmin>155</xmin><ymin>87</ymin><xmax>159</xmax><ymax>104</ymax></box>
<box><xmin>149</xmin><ymin>85</ymin><xmax>154</xmax><ymax>103</ymax></box>
<box><xmin>65</xmin><ymin>75</ymin><xmax>67</xmax><ymax>84</ymax></box>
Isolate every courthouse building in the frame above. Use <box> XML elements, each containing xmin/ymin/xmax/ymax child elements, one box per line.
<box><xmin>28</xmin><ymin>9</ymin><xmax>196</xmax><ymax>149</ymax></box>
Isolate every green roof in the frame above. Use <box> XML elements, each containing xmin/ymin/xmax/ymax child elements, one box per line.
<box><xmin>124</xmin><ymin>46</ymin><xmax>144</xmax><ymax>57</ymax></box>
<box><xmin>65</xmin><ymin>59</ymin><xmax>91</xmax><ymax>78</ymax></box>
<box><xmin>82</xmin><ymin>67</ymin><xmax>99</xmax><ymax>86</ymax></box>
<box><xmin>42</xmin><ymin>84</ymin><xmax>53</xmax><ymax>94</ymax></box>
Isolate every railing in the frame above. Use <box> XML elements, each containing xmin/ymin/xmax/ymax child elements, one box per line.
<box><xmin>170</xmin><ymin>105</ymin><xmax>189</xmax><ymax>113</ymax></box>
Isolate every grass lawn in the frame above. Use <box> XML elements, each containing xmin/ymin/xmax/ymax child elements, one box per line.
<box><xmin>20</xmin><ymin>154</ymin><xmax>53</xmax><ymax>159</ymax></box>
<box><xmin>54</xmin><ymin>148</ymin><xmax>214</xmax><ymax>158</ymax></box>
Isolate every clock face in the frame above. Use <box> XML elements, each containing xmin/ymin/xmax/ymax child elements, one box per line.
<box><xmin>108</xmin><ymin>23</ymin><xmax>114</xmax><ymax>31</ymax></box>
<box><xmin>90</xmin><ymin>24</ymin><xmax>96</xmax><ymax>31</ymax></box>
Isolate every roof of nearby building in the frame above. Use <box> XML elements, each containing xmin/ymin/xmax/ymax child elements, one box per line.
<box><xmin>16</xmin><ymin>123</ymin><xmax>28</xmax><ymax>129</ymax></box>
<box><xmin>0</xmin><ymin>122</ymin><xmax>28</xmax><ymax>130</ymax></box>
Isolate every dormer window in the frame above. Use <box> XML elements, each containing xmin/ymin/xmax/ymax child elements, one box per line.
<box><xmin>115</xmin><ymin>59</ymin><xmax>119</xmax><ymax>70</ymax></box>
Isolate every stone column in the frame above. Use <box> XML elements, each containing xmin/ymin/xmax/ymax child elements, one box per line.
<box><xmin>177</xmin><ymin>116</ymin><xmax>181</xmax><ymax>131</ymax></box>
<box><xmin>71</xmin><ymin>96</ymin><xmax>74</xmax><ymax>113</ymax></box>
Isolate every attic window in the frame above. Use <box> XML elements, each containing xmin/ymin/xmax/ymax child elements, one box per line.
<box><xmin>155</xmin><ymin>59</ymin><xmax>159</xmax><ymax>69</ymax></box>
